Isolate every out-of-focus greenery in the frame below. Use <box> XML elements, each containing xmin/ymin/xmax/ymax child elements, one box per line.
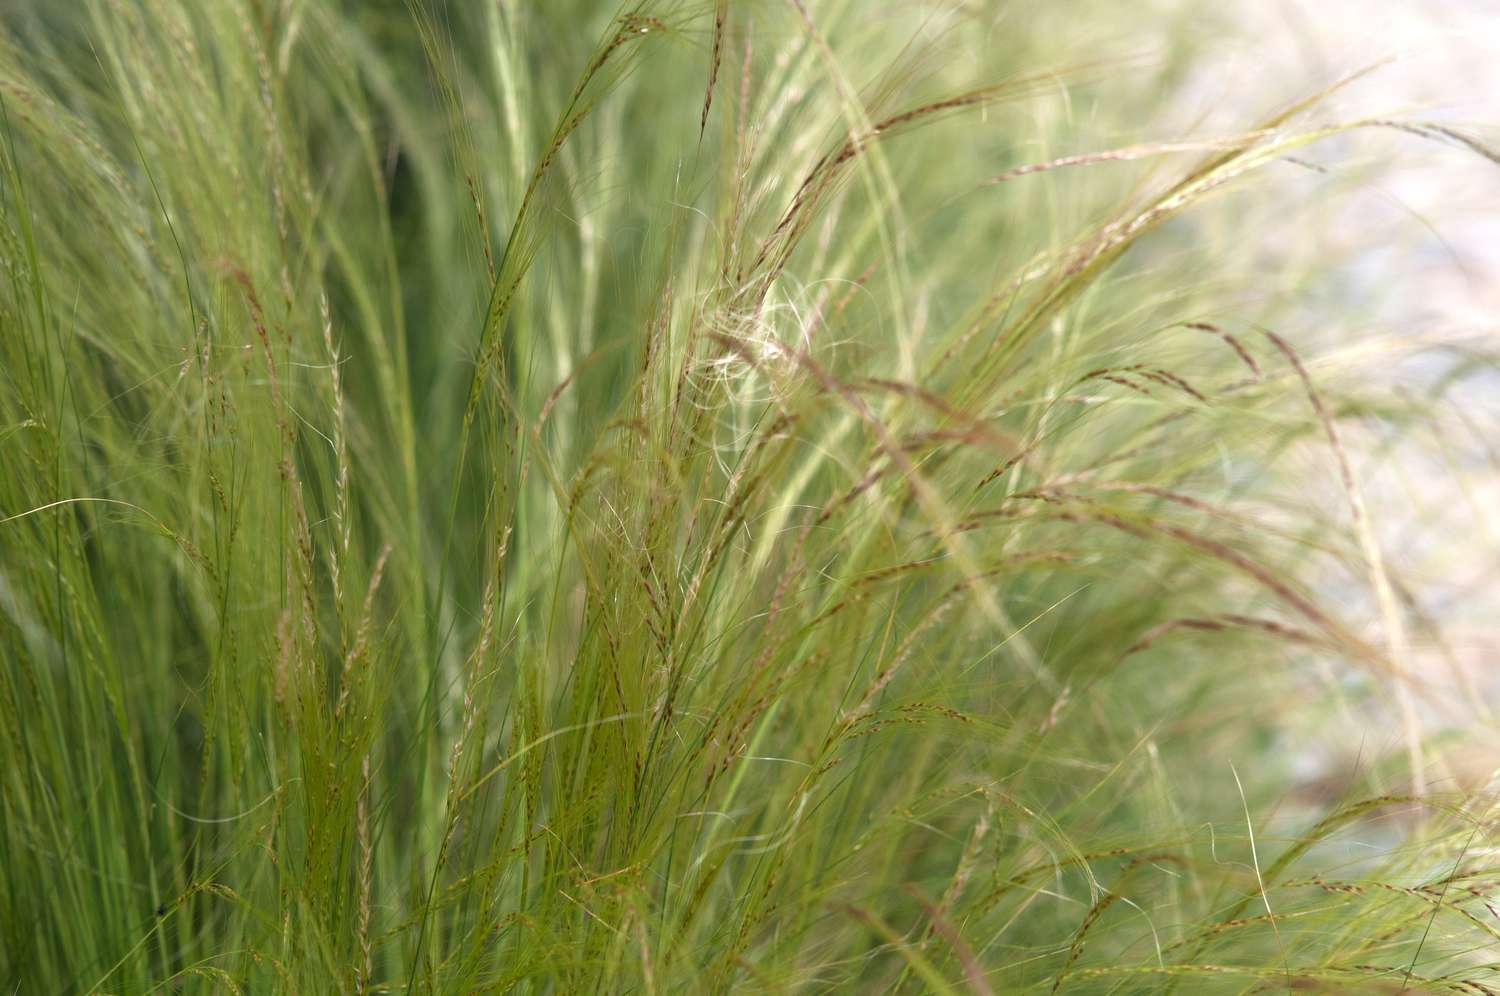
<box><xmin>1</xmin><ymin>1</ymin><xmax>1496</xmax><ymax>992</ymax></box>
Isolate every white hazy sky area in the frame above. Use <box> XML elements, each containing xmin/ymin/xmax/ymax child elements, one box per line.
<box><xmin>1206</xmin><ymin>0</ymin><xmax>1499</xmax><ymax>321</ymax></box>
<box><xmin>1186</xmin><ymin>1</ymin><xmax>1499</xmax><ymax>795</ymax></box>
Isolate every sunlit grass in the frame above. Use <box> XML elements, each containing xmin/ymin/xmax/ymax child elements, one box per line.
<box><xmin>0</xmin><ymin>2</ymin><xmax>1496</xmax><ymax>992</ymax></box>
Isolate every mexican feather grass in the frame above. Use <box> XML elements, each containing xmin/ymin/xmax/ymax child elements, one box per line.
<box><xmin>1</xmin><ymin>1</ymin><xmax>1498</xmax><ymax>992</ymax></box>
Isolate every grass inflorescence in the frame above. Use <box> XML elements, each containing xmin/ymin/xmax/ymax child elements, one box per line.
<box><xmin>1</xmin><ymin>1</ymin><xmax>1497</xmax><ymax>992</ymax></box>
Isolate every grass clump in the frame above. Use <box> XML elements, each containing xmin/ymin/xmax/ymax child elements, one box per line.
<box><xmin>1</xmin><ymin>1</ymin><xmax>1497</xmax><ymax>992</ymax></box>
